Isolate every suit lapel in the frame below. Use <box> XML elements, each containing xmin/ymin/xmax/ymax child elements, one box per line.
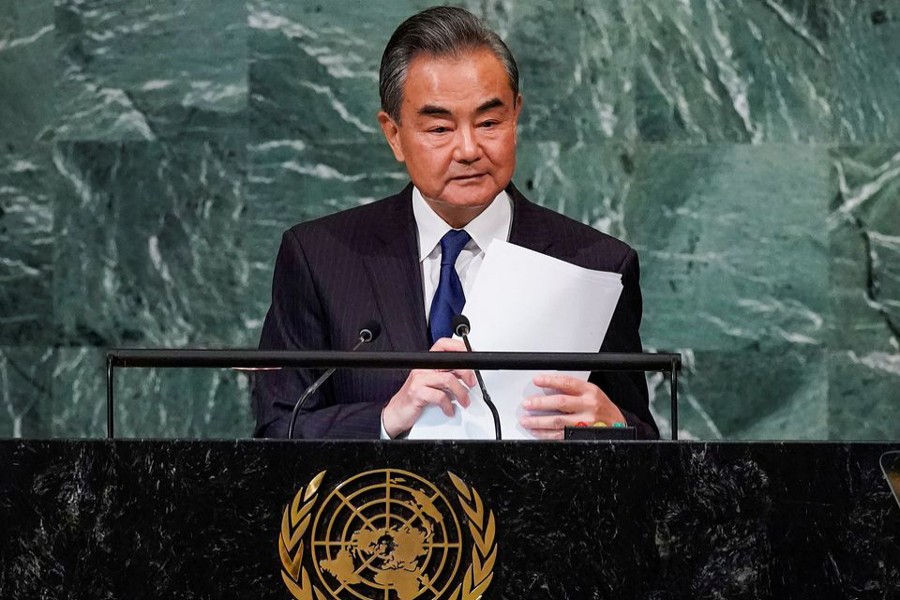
<box><xmin>362</xmin><ymin>185</ymin><xmax>429</xmax><ymax>351</ymax></box>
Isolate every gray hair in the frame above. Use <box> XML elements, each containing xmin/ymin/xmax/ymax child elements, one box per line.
<box><xmin>379</xmin><ymin>6</ymin><xmax>520</xmax><ymax>122</ymax></box>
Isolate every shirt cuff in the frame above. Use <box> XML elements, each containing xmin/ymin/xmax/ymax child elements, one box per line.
<box><xmin>379</xmin><ymin>413</ymin><xmax>391</xmax><ymax>440</ymax></box>
<box><xmin>380</xmin><ymin>408</ymin><xmax>411</xmax><ymax>440</ymax></box>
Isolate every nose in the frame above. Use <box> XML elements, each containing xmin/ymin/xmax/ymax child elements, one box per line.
<box><xmin>453</xmin><ymin>126</ymin><xmax>481</xmax><ymax>164</ymax></box>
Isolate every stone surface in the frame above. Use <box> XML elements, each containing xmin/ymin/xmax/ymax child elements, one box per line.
<box><xmin>671</xmin><ymin>348</ymin><xmax>828</xmax><ymax>440</ymax></box>
<box><xmin>829</xmin><ymin>350</ymin><xmax>900</xmax><ymax>441</ymax></box>
<box><xmin>829</xmin><ymin>146</ymin><xmax>900</xmax><ymax>354</ymax></box>
<box><xmin>634</xmin><ymin>0</ymin><xmax>834</xmax><ymax>143</ymax></box>
<box><xmin>625</xmin><ymin>143</ymin><xmax>830</xmax><ymax>352</ymax></box>
<box><xmin>0</xmin><ymin>1</ymin><xmax>54</xmax><ymax>143</ymax></box>
<box><xmin>248</xmin><ymin>0</ymin><xmax>635</xmax><ymax>145</ymax></box>
<box><xmin>1</xmin><ymin>441</ymin><xmax>898</xmax><ymax>598</ymax></box>
<box><xmin>515</xmin><ymin>141</ymin><xmax>635</xmax><ymax>239</ymax></box>
<box><xmin>0</xmin><ymin>348</ymin><xmax>53</xmax><ymax>438</ymax></box>
<box><xmin>42</xmin><ymin>348</ymin><xmax>256</xmax><ymax>439</ymax></box>
<box><xmin>828</xmin><ymin>145</ymin><xmax>900</xmax><ymax>440</ymax></box>
<box><xmin>112</xmin><ymin>363</ymin><xmax>255</xmax><ymax>439</ymax></box>
<box><xmin>47</xmin><ymin>140</ymin><xmax>256</xmax><ymax>439</ymax></box>
<box><xmin>0</xmin><ymin>2</ymin><xmax>898</xmax><ymax>440</ymax></box>
<box><xmin>483</xmin><ymin>0</ymin><xmax>635</xmax><ymax>143</ymax></box>
<box><xmin>44</xmin><ymin>347</ymin><xmax>105</xmax><ymax>438</ymax></box>
<box><xmin>831</xmin><ymin>4</ymin><xmax>900</xmax><ymax>143</ymax></box>
<box><xmin>54</xmin><ymin>0</ymin><xmax>247</xmax><ymax>141</ymax></box>
<box><xmin>52</xmin><ymin>140</ymin><xmax>251</xmax><ymax>348</ymax></box>
<box><xmin>0</xmin><ymin>145</ymin><xmax>55</xmax><ymax>345</ymax></box>
<box><xmin>248</xmin><ymin>0</ymin><xmax>413</xmax><ymax>145</ymax></box>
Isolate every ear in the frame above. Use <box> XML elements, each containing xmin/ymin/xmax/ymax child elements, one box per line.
<box><xmin>378</xmin><ymin>111</ymin><xmax>405</xmax><ymax>162</ymax></box>
<box><xmin>513</xmin><ymin>93</ymin><xmax>523</xmax><ymax>122</ymax></box>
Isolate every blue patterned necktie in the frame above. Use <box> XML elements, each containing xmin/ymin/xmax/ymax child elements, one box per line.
<box><xmin>429</xmin><ymin>229</ymin><xmax>472</xmax><ymax>343</ymax></box>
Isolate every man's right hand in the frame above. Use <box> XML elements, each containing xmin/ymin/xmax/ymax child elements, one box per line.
<box><xmin>381</xmin><ymin>338</ymin><xmax>476</xmax><ymax>439</ymax></box>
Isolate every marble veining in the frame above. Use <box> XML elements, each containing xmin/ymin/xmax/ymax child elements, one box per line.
<box><xmin>1</xmin><ymin>440</ymin><xmax>898</xmax><ymax>598</ymax></box>
<box><xmin>0</xmin><ymin>1</ymin><xmax>898</xmax><ymax>439</ymax></box>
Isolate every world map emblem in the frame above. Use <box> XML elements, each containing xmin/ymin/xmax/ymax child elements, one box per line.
<box><xmin>278</xmin><ymin>469</ymin><xmax>496</xmax><ymax>600</ymax></box>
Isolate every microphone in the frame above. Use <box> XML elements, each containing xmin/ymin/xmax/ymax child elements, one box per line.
<box><xmin>452</xmin><ymin>315</ymin><xmax>501</xmax><ymax>440</ymax></box>
<box><xmin>287</xmin><ymin>320</ymin><xmax>382</xmax><ymax>439</ymax></box>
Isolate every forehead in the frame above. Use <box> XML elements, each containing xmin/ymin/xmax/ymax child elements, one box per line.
<box><xmin>401</xmin><ymin>49</ymin><xmax>515</xmax><ymax>109</ymax></box>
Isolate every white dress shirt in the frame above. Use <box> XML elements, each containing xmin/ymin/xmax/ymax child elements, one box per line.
<box><xmin>381</xmin><ymin>187</ymin><xmax>512</xmax><ymax>439</ymax></box>
<box><xmin>412</xmin><ymin>186</ymin><xmax>513</xmax><ymax>319</ymax></box>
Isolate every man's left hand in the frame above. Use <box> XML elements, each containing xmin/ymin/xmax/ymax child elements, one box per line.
<box><xmin>519</xmin><ymin>374</ymin><xmax>626</xmax><ymax>440</ymax></box>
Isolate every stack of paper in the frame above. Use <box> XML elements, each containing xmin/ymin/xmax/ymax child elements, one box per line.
<box><xmin>408</xmin><ymin>240</ymin><xmax>623</xmax><ymax>440</ymax></box>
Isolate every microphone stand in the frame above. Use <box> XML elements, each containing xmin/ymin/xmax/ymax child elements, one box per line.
<box><xmin>287</xmin><ymin>326</ymin><xmax>378</xmax><ymax>439</ymax></box>
<box><xmin>454</xmin><ymin>316</ymin><xmax>501</xmax><ymax>440</ymax></box>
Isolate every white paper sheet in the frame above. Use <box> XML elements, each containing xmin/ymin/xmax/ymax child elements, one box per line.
<box><xmin>408</xmin><ymin>240</ymin><xmax>623</xmax><ymax>440</ymax></box>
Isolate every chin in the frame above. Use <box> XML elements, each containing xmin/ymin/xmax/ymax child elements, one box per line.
<box><xmin>447</xmin><ymin>196</ymin><xmax>496</xmax><ymax>211</ymax></box>
<box><xmin>447</xmin><ymin>185</ymin><xmax>503</xmax><ymax>207</ymax></box>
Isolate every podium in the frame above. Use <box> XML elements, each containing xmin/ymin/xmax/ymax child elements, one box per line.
<box><xmin>2</xmin><ymin>440</ymin><xmax>898</xmax><ymax>599</ymax></box>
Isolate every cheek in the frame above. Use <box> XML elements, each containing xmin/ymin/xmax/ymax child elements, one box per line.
<box><xmin>483</xmin><ymin>127</ymin><xmax>516</xmax><ymax>148</ymax></box>
<box><xmin>420</xmin><ymin>148</ymin><xmax>456</xmax><ymax>173</ymax></box>
<box><xmin>409</xmin><ymin>135</ymin><xmax>453</xmax><ymax>160</ymax></box>
<box><xmin>486</xmin><ymin>138</ymin><xmax>517</xmax><ymax>168</ymax></box>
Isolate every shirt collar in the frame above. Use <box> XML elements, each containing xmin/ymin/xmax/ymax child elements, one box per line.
<box><xmin>412</xmin><ymin>186</ymin><xmax>512</xmax><ymax>262</ymax></box>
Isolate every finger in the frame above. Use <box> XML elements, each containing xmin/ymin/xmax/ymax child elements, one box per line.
<box><xmin>413</xmin><ymin>386</ymin><xmax>457</xmax><ymax>417</ymax></box>
<box><xmin>519</xmin><ymin>413</ymin><xmax>577</xmax><ymax>431</ymax></box>
<box><xmin>528</xmin><ymin>428</ymin><xmax>565</xmax><ymax>441</ymax></box>
<box><xmin>430</xmin><ymin>368</ymin><xmax>477</xmax><ymax>393</ymax></box>
<box><xmin>412</xmin><ymin>371</ymin><xmax>471</xmax><ymax>409</ymax></box>
<box><xmin>522</xmin><ymin>394</ymin><xmax>581</xmax><ymax>413</ymax></box>
<box><xmin>431</xmin><ymin>337</ymin><xmax>467</xmax><ymax>352</ymax></box>
<box><xmin>436</xmin><ymin>392</ymin><xmax>456</xmax><ymax>417</ymax></box>
<box><xmin>437</xmin><ymin>372</ymin><xmax>472</xmax><ymax>408</ymax></box>
<box><xmin>450</xmin><ymin>368</ymin><xmax>477</xmax><ymax>389</ymax></box>
<box><xmin>533</xmin><ymin>374</ymin><xmax>589</xmax><ymax>395</ymax></box>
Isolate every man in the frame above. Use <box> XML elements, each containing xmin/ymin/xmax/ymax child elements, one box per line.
<box><xmin>252</xmin><ymin>6</ymin><xmax>658</xmax><ymax>440</ymax></box>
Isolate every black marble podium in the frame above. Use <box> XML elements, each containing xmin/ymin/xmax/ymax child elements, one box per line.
<box><xmin>1</xmin><ymin>441</ymin><xmax>898</xmax><ymax>599</ymax></box>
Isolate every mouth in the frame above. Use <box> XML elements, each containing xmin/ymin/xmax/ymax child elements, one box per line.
<box><xmin>451</xmin><ymin>173</ymin><xmax>486</xmax><ymax>181</ymax></box>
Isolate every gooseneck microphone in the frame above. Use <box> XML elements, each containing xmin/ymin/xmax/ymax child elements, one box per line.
<box><xmin>452</xmin><ymin>314</ymin><xmax>501</xmax><ymax>440</ymax></box>
<box><xmin>287</xmin><ymin>320</ymin><xmax>382</xmax><ymax>439</ymax></box>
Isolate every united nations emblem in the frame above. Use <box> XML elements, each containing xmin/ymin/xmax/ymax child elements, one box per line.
<box><xmin>278</xmin><ymin>469</ymin><xmax>496</xmax><ymax>600</ymax></box>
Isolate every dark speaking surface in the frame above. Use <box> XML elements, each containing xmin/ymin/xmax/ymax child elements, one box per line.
<box><xmin>1</xmin><ymin>441</ymin><xmax>898</xmax><ymax>599</ymax></box>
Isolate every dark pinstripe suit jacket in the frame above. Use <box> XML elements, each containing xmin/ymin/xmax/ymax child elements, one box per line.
<box><xmin>252</xmin><ymin>183</ymin><xmax>658</xmax><ymax>439</ymax></box>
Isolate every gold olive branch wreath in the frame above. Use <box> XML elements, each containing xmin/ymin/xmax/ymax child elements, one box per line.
<box><xmin>279</xmin><ymin>470</ymin><xmax>326</xmax><ymax>600</ymax></box>
<box><xmin>278</xmin><ymin>470</ymin><xmax>496</xmax><ymax>600</ymax></box>
<box><xmin>447</xmin><ymin>471</ymin><xmax>497</xmax><ymax>600</ymax></box>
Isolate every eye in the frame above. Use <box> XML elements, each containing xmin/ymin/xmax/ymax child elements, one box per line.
<box><xmin>479</xmin><ymin>120</ymin><xmax>499</xmax><ymax>129</ymax></box>
<box><xmin>429</xmin><ymin>126</ymin><xmax>450</xmax><ymax>134</ymax></box>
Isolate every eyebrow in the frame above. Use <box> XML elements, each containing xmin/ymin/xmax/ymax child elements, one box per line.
<box><xmin>416</xmin><ymin>97</ymin><xmax>507</xmax><ymax>117</ymax></box>
<box><xmin>475</xmin><ymin>97</ymin><xmax>505</xmax><ymax>112</ymax></box>
<box><xmin>418</xmin><ymin>104</ymin><xmax>452</xmax><ymax>117</ymax></box>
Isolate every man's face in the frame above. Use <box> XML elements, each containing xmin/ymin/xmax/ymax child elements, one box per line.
<box><xmin>378</xmin><ymin>48</ymin><xmax>522</xmax><ymax>228</ymax></box>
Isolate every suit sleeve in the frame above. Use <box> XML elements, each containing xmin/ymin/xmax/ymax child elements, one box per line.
<box><xmin>251</xmin><ymin>229</ymin><xmax>383</xmax><ymax>439</ymax></box>
<box><xmin>588</xmin><ymin>248</ymin><xmax>660</xmax><ymax>439</ymax></box>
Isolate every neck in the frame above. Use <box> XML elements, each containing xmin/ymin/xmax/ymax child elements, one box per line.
<box><xmin>424</xmin><ymin>200</ymin><xmax>492</xmax><ymax>229</ymax></box>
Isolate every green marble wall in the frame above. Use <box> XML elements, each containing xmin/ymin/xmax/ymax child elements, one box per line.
<box><xmin>1</xmin><ymin>0</ymin><xmax>897</xmax><ymax>440</ymax></box>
